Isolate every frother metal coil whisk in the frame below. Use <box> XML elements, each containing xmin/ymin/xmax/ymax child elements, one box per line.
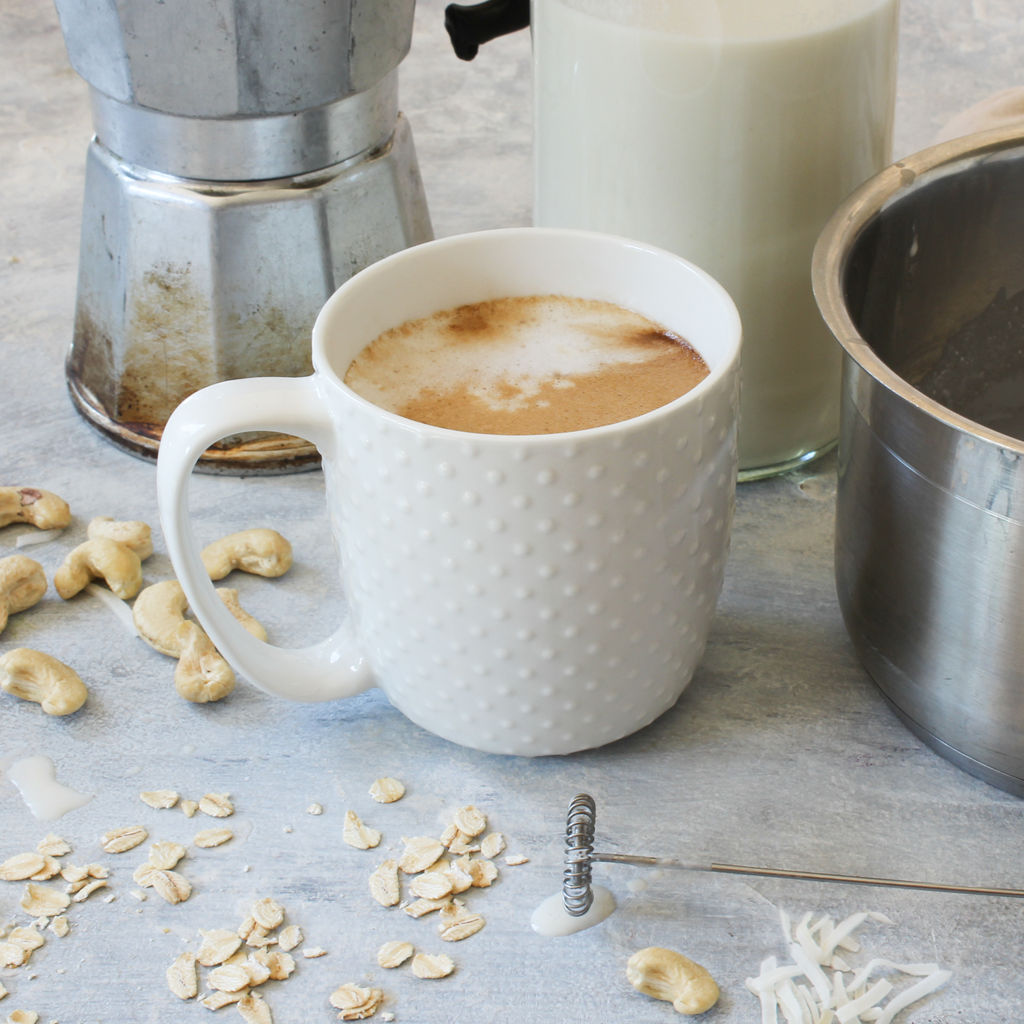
<box><xmin>561</xmin><ymin>793</ymin><xmax>1024</xmax><ymax>916</ymax></box>
<box><xmin>563</xmin><ymin>794</ymin><xmax>598</xmax><ymax>916</ymax></box>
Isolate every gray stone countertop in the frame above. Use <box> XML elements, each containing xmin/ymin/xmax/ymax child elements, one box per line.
<box><xmin>2</xmin><ymin>1</ymin><xmax>1023</xmax><ymax>1021</ymax></box>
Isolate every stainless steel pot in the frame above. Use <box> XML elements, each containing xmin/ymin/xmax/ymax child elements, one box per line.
<box><xmin>813</xmin><ymin>125</ymin><xmax>1024</xmax><ymax>797</ymax></box>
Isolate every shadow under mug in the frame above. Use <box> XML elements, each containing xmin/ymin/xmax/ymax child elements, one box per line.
<box><xmin>157</xmin><ymin>227</ymin><xmax>742</xmax><ymax>756</ymax></box>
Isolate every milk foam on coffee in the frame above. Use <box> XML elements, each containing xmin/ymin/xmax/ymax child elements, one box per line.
<box><xmin>342</xmin><ymin>295</ymin><xmax>709</xmax><ymax>435</ymax></box>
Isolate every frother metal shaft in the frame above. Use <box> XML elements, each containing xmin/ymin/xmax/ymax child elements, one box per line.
<box><xmin>588</xmin><ymin>852</ymin><xmax>1024</xmax><ymax>899</ymax></box>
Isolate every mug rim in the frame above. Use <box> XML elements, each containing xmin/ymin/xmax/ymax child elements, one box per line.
<box><xmin>310</xmin><ymin>226</ymin><xmax>742</xmax><ymax>445</ymax></box>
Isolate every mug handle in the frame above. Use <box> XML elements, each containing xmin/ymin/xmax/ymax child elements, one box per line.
<box><xmin>157</xmin><ymin>376</ymin><xmax>374</xmax><ymax>702</ymax></box>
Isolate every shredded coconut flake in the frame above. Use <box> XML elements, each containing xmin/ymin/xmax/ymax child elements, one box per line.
<box><xmin>84</xmin><ymin>582</ymin><xmax>140</xmax><ymax>636</ymax></box>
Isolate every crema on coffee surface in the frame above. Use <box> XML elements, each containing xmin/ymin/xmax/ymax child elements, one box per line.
<box><xmin>342</xmin><ymin>294</ymin><xmax>709</xmax><ymax>435</ymax></box>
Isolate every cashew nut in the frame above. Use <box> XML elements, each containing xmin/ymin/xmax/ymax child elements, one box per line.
<box><xmin>0</xmin><ymin>487</ymin><xmax>71</xmax><ymax>531</ymax></box>
<box><xmin>132</xmin><ymin>580</ymin><xmax>267</xmax><ymax>703</ymax></box>
<box><xmin>87</xmin><ymin>516</ymin><xmax>153</xmax><ymax>560</ymax></box>
<box><xmin>0</xmin><ymin>648</ymin><xmax>88</xmax><ymax>716</ymax></box>
<box><xmin>175</xmin><ymin>623</ymin><xmax>235</xmax><ymax>703</ymax></box>
<box><xmin>626</xmin><ymin>947</ymin><xmax>720</xmax><ymax>1015</ymax></box>
<box><xmin>54</xmin><ymin>538</ymin><xmax>142</xmax><ymax>600</ymax></box>
<box><xmin>216</xmin><ymin>588</ymin><xmax>268</xmax><ymax>643</ymax></box>
<box><xmin>0</xmin><ymin>555</ymin><xmax>47</xmax><ymax>634</ymax></box>
<box><xmin>201</xmin><ymin>529</ymin><xmax>292</xmax><ymax>581</ymax></box>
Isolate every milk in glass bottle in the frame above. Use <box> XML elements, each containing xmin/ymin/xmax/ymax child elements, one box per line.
<box><xmin>532</xmin><ymin>0</ymin><xmax>899</xmax><ymax>477</ymax></box>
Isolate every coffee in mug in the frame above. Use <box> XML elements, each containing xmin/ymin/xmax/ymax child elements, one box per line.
<box><xmin>157</xmin><ymin>228</ymin><xmax>741</xmax><ymax>756</ymax></box>
<box><xmin>343</xmin><ymin>294</ymin><xmax>709</xmax><ymax>435</ymax></box>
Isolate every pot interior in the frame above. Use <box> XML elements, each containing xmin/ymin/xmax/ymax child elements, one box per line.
<box><xmin>843</xmin><ymin>141</ymin><xmax>1024</xmax><ymax>441</ymax></box>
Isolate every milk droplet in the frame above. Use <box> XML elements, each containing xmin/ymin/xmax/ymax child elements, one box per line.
<box><xmin>7</xmin><ymin>755</ymin><xmax>93</xmax><ymax>820</ymax></box>
<box><xmin>180</xmin><ymin>744</ymin><xmax>197</xmax><ymax>755</ymax></box>
<box><xmin>530</xmin><ymin>885</ymin><xmax>616</xmax><ymax>937</ymax></box>
<box><xmin>627</xmin><ymin>878</ymin><xmax>648</xmax><ymax>893</ymax></box>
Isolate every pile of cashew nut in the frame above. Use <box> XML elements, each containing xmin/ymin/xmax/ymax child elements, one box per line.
<box><xmin>1</xmin><ymin>484</ymin><xmax>293</xmax><ymax>713</ymax></box>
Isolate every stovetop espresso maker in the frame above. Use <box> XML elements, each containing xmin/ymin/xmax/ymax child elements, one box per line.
<box><xmin>54</xmin><ymin>0</ymin><xmax>432</xmax><ymax>473</ymax></box>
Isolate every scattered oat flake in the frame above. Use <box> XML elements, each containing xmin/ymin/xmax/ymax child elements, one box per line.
<box><xmin>130</xmin><ymin>889</ymin><xmax>147</xmax><ymax>902</ymax></box>
<box><xmin>86</xmin><ymin>863</ymin><xmax>109</xmax><ymax>878</ymax></box>
<box><xmin>445</xmin><ymin>857</ymin><xmax>474</xmax><ymax>894</ymax></box>
<box><xmin>150</xmin><ymin>869</ymin><xmax>191</xmax><ymax>904</ymax></box>
<box><xmin>307</xmin><ymin>803</ymin><xmax>323</xmax><ymax>815</ymax></box>
<box><xmin>35</xmin><ymin>835</ymin><xmax>71</xmax><ymax>857</ymax></box>
<box><xmin>199</xmin><ymin>793</ymin><xmax>234</xmax><ymax>817</ymax></box>
<box><xmin>29</xmin><ymin>856</ymin><xmax>62</xmax><ymax>881</ymax></box>
<box><xmin>236</xmin><ymin>991</ymin><xmax>273</xmax><ymax>1024</ymax></box>
<box><xmin>377</xmin><ymin>941</ymin><xmax>414</xmax><ymax>969</ymax></box>
<box><xmin>480</xmin><ymin>832</ymin><xmax>505</xmax><ymax>859</ymax></box>
<box><xmin>238</xmin><ymin>917</ymin><xmax>271</xmax><ymax>946</ymax></box>
<box><xmin>329</xmin><ymin>983</ymin><xmax>383</xmax><ymax>1020</ymax></box>
<box><xmin>198</xmin><ymin>929</ymin><xmax>243</xmax><ymax>967</ymax></box>
<box><xmin>140</xmin><ymin>789</ymin><xmax>179</xmax><ymax>809</ymax></box>
<box><xmin>369</xmin><ymin>778</ymin><xmax>405</xmax><ymax>803</ymax></box>
<box><xmin>403</xmin><ymin>897</ymin><xmax>451</xmax><ymax>918</ymax></box>
<box><xmin>243</xmin><ymin>954</ymin><xmax>272</xmax><ymax>986</ymax></box>
<box><xmin>504</xmin><ymin>854</ymin><xmax>529</xmax><ymax>865</ymax></box>
<box><xmin>369</xmin><ymin>859</ymin><xmax>400</xmax><ymax>908</ymax></box>
<box><xmin>208</xmin><ymin>964</ymin><xmax>252</xmax><ymax>993</ymax></box>
<box><xmin>448</xmin><ymin>832</ymin><xmax>480</xmax><ymax>855</ymax></box>
<box><xmin>167</xmin><ymin>951</ymin><xmax>198</xmax><ymax>1000</ymax></box>
<box><xmin>0</xmin><ymin>944</ymin><xmax>26</xmax><ymax>968</ymax></box>
<box><xmin>20</xmin><ymin>883</ymin><xmax>70</xmax><ymax>917</ymax></box>
<box><xmin>451</xmin><ymin>805</ymin><xmax>486</xmax><ymax>837</ymax></box>
<box><xmin>148</xmin><ymin>840</ymin><xmax>186</xmax><ymax>870</ymax></box>
<box><xmin>181</xmin><ymin>799</ymin><xmax>199</xmax><ymax>817</ymax></box>
<box><xmin>7</xmin><ymin>1011</ymin><xmax>39</xmax><ymax>1024</ymax></box>
<box><xmin>71</xmin><ymin>878</ymin><xmax>108</xmax><ymax>902</ymax></box>
<box><xmin>9</xmin><ymin>928</ymin><xmax>44</xmax><ymax>953</ymax></box>
<box><xmin>201</xmin><ymin>990</ymin><xmax>245</xmax><ymax>1010</ymax></box>
<box><xmin>409</xmin><ymin>871</ymin><xmax>454</xmax><ymax>900</ymax></box>
<box><xmin>101</xmin><ymin>825</ymin><xmax>148</xmax><ymax>854</ymax></box>
<box><xmin>254</xmin><ymin>949</ymin><xmax>296</xmax><ymax>981</ymax></box>
<box><xmin>302</xmin><ymin>946</ymin><xmax>327</xmax><ymax>958</ymax></box>
<box><xmin>399</xmin><ymin>836</ymin><xmax>444</xmax><ymax>874</ymax></box>
<box><xmin>438</xmin><ymin>902</ymin><xmax>485</xmax><ymax>942</ymax></box>
<box><xmin>412</xmin><ymin>952</ymin><xmax>455</xmax><ymax>979</ymax></box>
<box><xmin>380</xmin><ymin>1014</ymin><xmax>395</xmax><ymax>1022</ymax></box>
<box><xmin>0</xmin><ymin>981</ymin><xmax>6</xmax><ymax>999</ymax></box>
<box><xmin>343</xmin><ymin>811</ymin><xmax>382</xmax><ymax>850</ymax></box>
<box><xmin>46</xmin><ymin>916</ymin><xmax>68</xmax><ymax>937</ymax></box>
<box><xmin>195</xmin><ymin>827</ymin><xmax>233</xmax><ymax>848</ymax></box>
<box><xmin>60</xmin><ymin>863</ymin><xmax>88</xmax><ymax>884</ymax></box>
<box><xmin>251</xmin><ymin>897</ymin><xmax>285</xmax><ymax>930</ymax></box>
<box><xmin>0</xmin><ymin>854</ymin><xmax>46</xmax><ymax>881</ymax></box>
<box><xmin>277</xmin><ymin>925</ymin><xmax>302</xmax><ymax>952</ymax></box>
<box><xmin>469</xmin><ymin>858</ymin><xmax>498</xmax><ymax>888</ymax></box>
<box><xmin>133</xmin><ymin>862</ymin><xmax>160</xmax><ymax>887</ymax></box>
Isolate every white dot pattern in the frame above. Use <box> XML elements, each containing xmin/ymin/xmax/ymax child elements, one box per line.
<box><xmin>323</xmin><ymin>369</ymin><xmax>738</xmax><ymax>757</ymax></box>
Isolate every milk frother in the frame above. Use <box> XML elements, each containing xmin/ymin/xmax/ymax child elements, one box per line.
<box><xmin>562</xmin><ymin>794</ymin><xmax>1024</xmax><ymax>916</ymax></box>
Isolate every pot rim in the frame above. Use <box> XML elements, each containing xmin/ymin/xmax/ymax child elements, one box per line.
<box><xmin>812</xmin><ymin>123</ymin><xmax>1024</xmax><ymax>454</ymax></box>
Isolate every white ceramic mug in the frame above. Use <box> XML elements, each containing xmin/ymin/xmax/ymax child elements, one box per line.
<box><xmin>157</xmin><ymin>228</ymin><xmax>741</xmax><ymax>756</ymax></box>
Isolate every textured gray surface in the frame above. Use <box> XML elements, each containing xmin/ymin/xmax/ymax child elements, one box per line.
<box><xmin>1</xmin><ymin>0</ymin><xmax>1023</xmax><ymax>1021</ymax></box>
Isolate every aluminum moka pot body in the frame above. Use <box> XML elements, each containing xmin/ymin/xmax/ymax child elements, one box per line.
<box><xmin>55</xmin><ymin>0</ymin><xmax>432</xmax><ymax>473</ymax></box>
<box><xmin>814</xmin><ymin>126</ymin><xmax>1024</xmax><ymax>796</ymax></box>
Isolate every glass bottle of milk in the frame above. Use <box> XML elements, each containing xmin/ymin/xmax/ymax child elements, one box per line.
<box><xmin>533</xmin><ymin>0</ymin><xmax>899</xmax><ymax>478</ymax></box>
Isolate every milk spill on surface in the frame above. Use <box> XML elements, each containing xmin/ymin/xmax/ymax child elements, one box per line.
<box><xmin>343</xmin><ymin>295</ymin><xmax>708</xmax><ymax>436</ymax></box>
<box><xmin>8</xmin><ymin>755</ymin><xmax>93</xmax><ymax>820</ymax></box>
<box><xmin>534</xmin><ymin>0</ymin><xmax>898</xmax><ymax>469</ymax></box>
<box><xmin>530</xmin><ymin>885</ymin><xmax>616</xmax><ymax>936</ymax></box>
